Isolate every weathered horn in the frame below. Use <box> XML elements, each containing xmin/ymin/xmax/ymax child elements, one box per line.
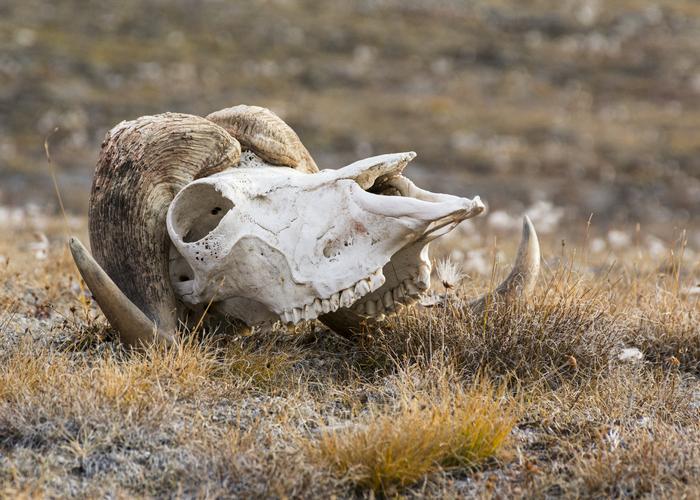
<box><xmin>69</xmin><ymin>237</ymin><xmax>157</xmax><ymax>345</ymax></box>
<box><xmin>470</xmin><ymin>215</ymin><xmax>540</xmax><ymax>310</ymax></box>
<box><xmin>206</xmin><ymin>105</ymin><xmax>318</xmax><ymax>173</ymax></box>
<box><xmin>72</xmin><ymin>113</ymin><xmax>241</xmax><ymax>346</ymax></box>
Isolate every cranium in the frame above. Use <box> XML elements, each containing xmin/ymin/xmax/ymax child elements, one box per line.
<box><xmin>69</xmin><ymin>106</ymin><xmax>540</xmax><ymax>346</ymax></box>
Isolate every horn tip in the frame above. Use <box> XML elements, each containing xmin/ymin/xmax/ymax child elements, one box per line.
<box><xmin>68</xmin><ymin>236</ymin><xmax>89</xmax><ymax>262</ymax></box>
<box><xmin>470</xmin><ymin>213</ymin><xmax>542</xmax><ymax>310</ymax></box>
<box><xmin>522</xmin><ymin>215</ymin><xmax>535</xmax><ymax>240</ymax></box>
<box><xmin>515</xmin><ymin>214</ymin><xmax>541</xmax><ymax>294</ymax></box>
<box><xmin>520</xmin><ymin>215</ymin><xmax>540</xmax><ymax>262</ymax></box>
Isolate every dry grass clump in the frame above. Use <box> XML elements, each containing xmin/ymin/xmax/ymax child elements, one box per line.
<box><xmin>312</xmin><ymin>372</ymin><xmax>516</xmax><ymax>493</ymax></box>
<box><xmin>570</xmin><ymin>423</ymin><xmax>700</xmax><ymax>498</ymax></box>
<box><xmin>514</xmin><ymin>362</ymin><xmax>700</xmax><ymax>498</ymax></box>
<box><xmin>0</xmin><ymin>333</ymin><xmax>325</xmax><ymax>497</ymax></box>
<box><xmin>1</xmin><ymin>216</ymin><xmax>699</xmax><ymax>497</ymax></box>
<box><xmin>362</xmin><ymin>274</ymin><xmax>622</xmax><ymax>384</ymax></box>
<box><xmin>627</xmin><ymin>292</ymin><xmax>700</xmax><ymax>374</ymax></box>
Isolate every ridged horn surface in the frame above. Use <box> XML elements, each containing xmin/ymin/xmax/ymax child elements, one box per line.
<box><xmin>87</xmin><ymin>113</ymin><xmax>241</xmax><ymax>344</ymax></box>
<box><xmin>206</xmin><ymin>105</ymin><xmax>318</xmax><ymax>173</ymax></box>
<box><xmin>470</xmin><ymin>215</ymin><xmax>541</xmax><ymax>310</ymax></box>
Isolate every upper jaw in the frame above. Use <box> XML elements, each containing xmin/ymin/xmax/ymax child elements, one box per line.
<box><xmin>278</xmin><ymin>268</ymin><xmax>386</xmax><ymax>324</ymax></box>
<box><xmin>276</xmin><ymin>153</ymin><xmax>485</xmax><ymax>326</ymax></box>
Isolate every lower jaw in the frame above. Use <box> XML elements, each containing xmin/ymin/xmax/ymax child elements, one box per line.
<box><xmin>278</xmin><ymin>258</ymin><xmax>429</xmax><ymax>326</ymax></box>
<box><xmin>279</xmin><ymin>235</ymin><xmax>433</xmax><ymax>326</ymax></box>
<box><xmin>315</xmin><ymin>259</ymin><xmax>430</xmax><ymax>335</ymax></box>
<box><xmin>348</xmin><ymin>242</ymin><xmax>432</xmax><ymax>319</ymax></box>
<box><xmin>350</xmin><ymin>274</ymin><xmax>425</xmax><ymax>319</ymax></box>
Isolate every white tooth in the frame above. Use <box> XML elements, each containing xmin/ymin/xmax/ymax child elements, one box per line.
<box><xmin>375</xmin><ymin>313</ymin><xmax>386</xmax><ymax>322</ymax></box>
<box><xmin>281</xmin><ymin>310</ymin><xmax>291</xmax><ymax>324</ymax></box>
<box><xmin>417</xmin><ymin>264</ymin><xmax>431</xmax><ymax>290</ymax></box>
<box><xmin>366</xmin><ymin>300</ymin><xmax>377</xmax><ymax>316</ymax></box>
<box><xmin>354</xmin><ymin>301</ymin><xmax>366</xmax><ymax>315</ymax></box>
<box><xmin>383</xmin><ymin>291</ymin><xmax>394</xmax><ymax>310</ymax></box>
<box><xmin>314</xmin><ymin>298</ymin><xmax>324</xmax><ymax>315</ymax></box>
<box><xmin>393</xmin><ymin>287</ymin><xmax>404</xmax><ymax>302</ymax></box>
<box><xmin>369</xmin><ymin>270</ymin><xmax>385</xmax><ymax>291</ymax></box>
<box><xmin>340</xmin><ymin>288</ymin><xmax>355</xmax><ymax>308</ymax></box>
<box><xmin>321</xmin><ymin>298</ymin><xmax>332</xmax><ymax>314</ymax></box>
<box><xmin>355</xmin><ymin>279</ymin><xmax>371</xmax><ymax>297</ymax></box>
<box><xmin>292</xmin><ymin>308</ymin><xmax>302</xmax><ymax>324</ymax></box>
<box><xmin>404</xmin><ymin>280</ymin><xmax>420</xmax><ymax>297</ymax></box>
<box><xmin>330</xmin><ymin>293</ymin><xmax>340</xmax><ymax>312</ymax></box>
<box><xmin>303</xmin><ymin>303</ymin><xmax>315</xmax><ymax>321</ymax></box>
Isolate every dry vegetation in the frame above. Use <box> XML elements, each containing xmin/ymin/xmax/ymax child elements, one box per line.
<box><xmin>0</xmin><ymin>215</ymin><xmax>698</xmax><ymax>498</ymax></box>
<box><xmin>312</xmin><ymin>375</ymin><xmax>516</xmax><ymax>493</ymax></box>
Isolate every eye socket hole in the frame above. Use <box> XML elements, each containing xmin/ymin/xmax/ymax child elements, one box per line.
<box><xmin>170</xmin><ymin>184</ymin><xmax>234</xmax><ymax>243</ymax></box>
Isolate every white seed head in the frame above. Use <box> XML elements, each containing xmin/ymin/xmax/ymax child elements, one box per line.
<box><xmin>435</xmin><ymin>257</ymin><xmax>463</xmax><ymax>289</ymax></box>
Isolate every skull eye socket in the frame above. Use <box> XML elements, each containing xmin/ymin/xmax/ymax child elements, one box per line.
<box><xmin>170</xmin><ymin>183</ymin><xmax>234</xmax><ymax>244</ymax></box>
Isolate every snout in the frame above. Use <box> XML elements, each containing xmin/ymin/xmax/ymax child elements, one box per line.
<box><xmin>332</xmin><ymin>152</ymin><xmax>485</xmax><ymax>233</ymax></box>
<box><xmin>354</xmin><ymin>181</ymin><xmax>483</xmax><ymax>228</ymax></box>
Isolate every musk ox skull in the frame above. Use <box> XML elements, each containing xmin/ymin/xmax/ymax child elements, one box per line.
<box><xmin>166</xmin><ymin>151</ymin><xmax>485</xmax><ymax>326</ymax></box>
<box><xmin>69</xmin><ymin>105</ymin><xmax>540</xmax><ymax>346</ymax></box>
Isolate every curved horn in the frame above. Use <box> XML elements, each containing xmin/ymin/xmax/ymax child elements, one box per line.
<box><xmin>75</xmin><ymin>113</ymin><xmax>241</xmax><ymax>346</ymax></box>
<box><xmin>470</xmin><ymin>215</ymin><xmax>540</xmax><ymax>311</ymax></box>
<box><xmin>69</xmin><ymin>237</ymin><xmax>161</xmax><ymax>345</ymax></box>
<box><xmin>206</xmin><ymin>105</ymin><xmax>318</xmax><ymax>173</ymax></box>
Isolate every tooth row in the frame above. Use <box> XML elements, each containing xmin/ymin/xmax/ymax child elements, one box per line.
<box><xmin>280</xmin><ymin>298</ymin><xmax>325</xmax><ymax>324</ymax></box>
<box><xmin>352</xmin><ymin>262</ymin><xmax>431</xmax><ymax>318</ymax></box>
<box><xmin>279</xmin><ymin>268</ymin><xmax>385</xmax><ymax>325</ymax></box>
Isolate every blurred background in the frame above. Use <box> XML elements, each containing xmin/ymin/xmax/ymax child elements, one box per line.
<box><xmin>1</xmin><ymin>0</ymin><xmax>699</xmax><ymax>240</ymax></box>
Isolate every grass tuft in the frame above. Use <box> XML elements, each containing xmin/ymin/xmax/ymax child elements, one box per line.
<box><xmin>312</xmin><ymin>374</ymin><xmax>516</xmax><ymax>493</ymax></box>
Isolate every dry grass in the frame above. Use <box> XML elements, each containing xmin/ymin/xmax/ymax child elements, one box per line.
<box><xmin>0</xmin><ymin>216</ymin><xmax>699</xmax><ymax>497</ymax></box>
<box><xmin>570</xmin><ymin>423</ymin><xmax>700</xmax><ymax>497</ymax></box>
<box><xmin>313</xmin><ymin>372</ymin><xmax>516</xmax><ymax>493</ymax></box>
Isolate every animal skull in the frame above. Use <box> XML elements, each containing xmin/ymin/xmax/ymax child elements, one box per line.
<box><xmin>68</xmin><ymin>106</ymin><xmax>541</xmax><ymax>346</ymax></box>
<box><xmin>166</xmin><ymin>151</ymin><xmax>485</xmax><ymax>327</ymax></box>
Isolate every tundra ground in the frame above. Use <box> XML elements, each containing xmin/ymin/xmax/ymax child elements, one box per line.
<box><xmin>1</xmin><ymin>214</ymin><xmax>698</xmax><ymax>498</ymax></box>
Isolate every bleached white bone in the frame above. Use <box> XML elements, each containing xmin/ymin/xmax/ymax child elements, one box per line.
<box><xmin>166</xmin><ymin>151</ymin><xmax>485</xmax><ymax>326</ymax></box>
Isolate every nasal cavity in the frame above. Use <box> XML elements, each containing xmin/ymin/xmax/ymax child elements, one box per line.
<box><xmin>170</xmin><ymin>183</ymin><xmax>234</xmax><ymax>243</ymax></box>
